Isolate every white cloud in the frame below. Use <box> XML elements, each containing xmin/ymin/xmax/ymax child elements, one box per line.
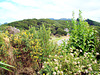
<box><xmin>0</xmin><ymin>0</ymin><xmax>100</xmax><ymax>23</ymax></box>
<box><xmin>0</xmin><ymin>2</ymin><xmax>18</xmax><ymax>11</ymax></box>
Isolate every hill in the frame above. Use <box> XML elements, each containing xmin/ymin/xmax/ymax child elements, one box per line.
<box><xmin>49</xmin><ymin>18</ymin><xmax>71</xmax><ymax>20</ymax></box>
<box><xmin>86</xmin><ymin>19</ymin><xmax>100</xmax><ymax>26</ymax></box>
<box><xmin>0</xmin><ymin>19</ymin><xmax>71</xmax><ymax>35</ymax></box>
<box><xmin>0</xmin><ymin>18</ymin><xmax>100</xmax><ymax>36</ymax></box>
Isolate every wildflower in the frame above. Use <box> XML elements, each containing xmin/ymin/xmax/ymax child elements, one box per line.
<box><xmin>96</xmin><ymin>52</ymin><xmax>99</xmax><ymax>55</ymax></box>
<box><xmin>55</xmin><ymin>67</ymin><xmax>58</xmax><ymax>70</ymax></box>
<box><xmin>81</xmin><ymin>65</ymin><xmax>85</xmax><ymax>68</ymax></box>
<box><xmin>70</xmin><ymin>53</ymin><xmax>74</xmax><ymax>56</ymax></box>
<box><xmin>88</xmin><ymin>67</ymin><xmax>92</xmax><ymax>71</ymax></box>
<box><xmin>65</xmin><ymin>59</ymin><xmax>69</xmax><ymax>63</ymax></box>
<box><xmin>43</xmin><ymin>73</ymin><xmax>46</xmax><ymax>75</ymax></box>
<box><xmin>84</xmin><ymin>54</ymin><xmax>86</xmax><ymax>57</ymax></box>
<box><xmin>74</xmin><ymin>57</ymin><xmax>79</xmax><ymax>60</ymax></box>
<box><xmin>74</xmin><ymin>73</ymin><xmax>77</xmax><ymax>75</ymax></box>
<box><xmin>57</xmin><ymin>70</ymin><xmax>60</xmax><ymax>74</ymax></box>
<box><xmin>44</xmin><ymin>61</ymin><xmax>46</xmax><ymax>63</ymax></box>
<box><xmin>85</xmin><ymin>70</ymin><xmax>88</xmax><ymax>73</ymax></box>
<box><xmin>54</xmin><ymin>59</ymin><xmax>57</xmax><ymax>62</ymax></box>
<box><xmin>92</xmin><ymin>50</ymin><xmax>94</xmax><ymax>52</ymax></box>
<box><xmin>47</xmin><ymin>62</ymin><xmax>49</xmax><ymax>65</ymax></box>
<box><xmin>78</xmin><ymin>61</ymin><xmax>80</xmax><ymax>64</ymax></box>
<box><xmin>55</xmin><ymin>62</ymin><xmax>59</xmax><ymax>65</ymax></box>
<box><xmin>42</xmin><ymin>66</ymin><xmax>45</xmax><ymax>68</ymax></box>
<box><xmin>94</xmin><ymin>60</ymin><xmax>97</xmax><ymax>64</ymax></box>
<box><xmin>90</xmin><ymin>59</ymin><xmax>92</xmax><ymax>61</ymax></box>
<box><xmin>49</xmin><ymin>55</ymin><xmax>51</xmax><ymax>57</ymax></box>
<box><xmin>78</xmin><ymin>70</ymin><xmax>81</xmax><ymax>73</ymax></box>
<box><xmin>55</xmin><ymin>55</ymin><xmax>57</xmax><ymax>56</ymax></box>
<box><xmin>62</xmin><ymin>50</ymin><xmax>64</xmax><ymax>52</ymax></box>
<box><xmin>76</xmin><ymin>49</ymin><xmax>79</xmax><ymax>51</ymax></box>
<box><xmin>73</xmin><ymin>62</ymin><xmax>77</xmax><ymax>65</ymax></box>
<box><xmin>60</xmin><ymin>71</ymin><xmax>63</xmax><ymax>74</ymax></box>
<box><xmin>70</xmin><ymin>47</ymin><xmax>72</xmax><ymax>50</ymax></box>
<box><xmin>65</xmin><ymin>69</ymin><xmax>67</xmax><ymax>71</ymax></box>
<box><xmin>53</xmin><ymin>72</ymin><xmax>56</xmax><ymax>75</ymax></box>
<box><xmin>87</xmin><ymin>64</ymin><xmax>91</xmax><ymax>67</ymax></box>
<box><xmin>37</xmin><ymin>72</ymin><xmax>40</xmax><ymax>74</ymax></box>
<box><xmin>60</xmin><ymin>55</ymin><xmax>63</xmax><ymax>58</ymax></box>
<box><xmin>70</xmin><ymin>50</ymin><xmax>73</xmax><ymax>52</ymax></box>
<box><xmin>74</xmin><ymin>52</ymin><xmax>77</xmax><ymax>54</ymax></box>
<box><xmin>69</xmin><ymin>71</ymin><xmax>72</xmax><ymax>74</ymax></box>
<box><xmin>80</xmin><ymin>50</ymin><xmax>82</xmax><ymax>52</ymax></box>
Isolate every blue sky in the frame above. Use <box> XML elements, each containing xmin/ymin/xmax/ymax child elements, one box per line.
<box><xmin>0</xmin><ymin>0</ymin><xmax>100</xmax><ymax>23</ymax></box>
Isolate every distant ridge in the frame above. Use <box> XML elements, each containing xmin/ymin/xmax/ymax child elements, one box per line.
<box><xmin>49</xmin><ymin>18</ymin><xmax>71</xmax><ymax>20</ymax></box>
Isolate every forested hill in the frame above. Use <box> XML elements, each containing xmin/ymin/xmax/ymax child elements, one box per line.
<box><xmin>0</xmin><ymin>18</ymin><xmax>100</xmax><ymax>36</ymax></box>
<box><xmin>0</xmin><ymin>19</ymin><xmax>71</xmax><ymax>35</ymax></box>
<box><xmin>86</xmin><ymin>19</ymin><xmax>100</xmax><ymax>26</ymax></box>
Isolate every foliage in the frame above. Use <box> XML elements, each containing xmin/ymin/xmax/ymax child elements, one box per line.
<box><xmin>8</xmin><ymin>25</ymin><xmax>57</xmax><ymax>73</ymax></box>
<box><xmin>0</xmin><ymin>33</ymin><xmax>4</xmax><ymax>47</ymax></box>
<box><xmin>38</xmin><ymin>11</ymin><xmax>100</xmax><ymax>75</ymax></box>
<box><xmin>0</xmin><ymin>61</ymin><xmax>15</xmax><ymax>72</ymax></box>
<box><xmin>67</xmin><ymin>11</ymin><xmax>97</xmax><ymax>55</ymax></box>
<box><xmin>0</xmin><ymin>11</ymin><xmax>100</xmax><ymax>75</ymax></box>
<box><xmin>0</xmin><ymin>19</ymin><xmax>68</xmax><ymax>35</ymax></box>
<box><xmin>56</xmin><ymin>28</ymin><xmax>67</xmax><ymax>35</ymax></box>
<box><xmin>0</xmin><ymin>32</ymin><xmax>9</xmax><ymax>61</ymax></box>
<box><xmin>29</xmin><ymin>24</ymin><xmax>57</xmax><ymax>62</ymax></box>
<box><xmin>10</xmin><ymin>30</ymin><xmax>42</xmax><ymax>69</ymax></box>
<box><xmin>39</xmin><ymin>48</ymin><xmax>99</xmax><ymax>75</ymax></box>
<box><xmin>86</xmin><ymin>19</ymin><xmax>100</xmax><ymax>26</ymax></box>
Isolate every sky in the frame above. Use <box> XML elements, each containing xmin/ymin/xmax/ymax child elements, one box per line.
<box><xmin>0</xmin><ymin>0</ymin><xmax>100</xmax><ymax>23</ymax></box>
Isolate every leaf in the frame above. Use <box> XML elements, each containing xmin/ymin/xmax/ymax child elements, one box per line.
<box><xmin>0</xmin><ymin>65</ymin><xmax>13</xmax><ymax>72</ymax></box>
<box><xmin>0</xmin><ymin>62</ymin><xmax>15</xmax><ymax>68</ymax></box>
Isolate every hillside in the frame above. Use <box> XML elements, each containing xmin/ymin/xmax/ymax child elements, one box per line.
<box><xmin>86</xmin><ymin>19</ymin><xmax>100</xmax><ymax>26</ymax></box>
<box><xmin>0</xmin><ymin>18</ymin><xmax>100</xmax><ymax>36</ymax></box>
<box><xmin>0</xmin><ymin>19</ymin><xmax>70</xmax><ymax>35</ymax></box>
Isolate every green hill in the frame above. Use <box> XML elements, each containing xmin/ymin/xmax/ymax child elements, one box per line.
<box><xmin>0</xmin><ymin>18</ymin><xmax>70</xmax><ymax>35</ymax></box>
<box><xmin>0</xmin><ymin>18</ymin><xmax>100</xmax><ymax>36</ymax></box>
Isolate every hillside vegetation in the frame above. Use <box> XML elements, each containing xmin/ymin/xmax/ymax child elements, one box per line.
<box><xmin>0</xmin><ymin>17</ymin><xmax>100</xmax><ymax>37</ymax></box>
<box><xmin>0</xmin><ymin>19</ymin><xmax>71</xmax><ymax>36</ymax></box>
<box><xmin>0</xmin><ymin>11</ymin><xmax>100</xmax><ymax>75</ymax></box>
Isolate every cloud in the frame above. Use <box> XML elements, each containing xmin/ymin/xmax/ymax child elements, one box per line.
<box><xmin>0</xmin><ymin>2</ymin><xmax>18</xmax><ymax>11</ymax></box>
<box><xmin>0</xmin><ymin>0</ymin><xmax>100</xmax><ymax>23</ymax></box>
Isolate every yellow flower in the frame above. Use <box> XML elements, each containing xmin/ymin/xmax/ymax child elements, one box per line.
<box><xmin>43</xmin><ymin>73</ymin><xmax>46</xmax><ymax>75</ymax></box>
<box><xmin>34</xmin><ymin>56</ymin><xmax>38</xmax><ymax>59</ymax></box>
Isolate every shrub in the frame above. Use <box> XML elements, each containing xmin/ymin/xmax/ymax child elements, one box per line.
<box><xmin>10</xmin><ymin>30</ymin><xmax>42</xmax><ymax>68</ymax></box>
<box><xmin>56</xmin><ymin>28</ymin><xmax>67</xmax><ymax>35</ymax></box>
<box><xmin>38</xmin><ymin>11</ymin><xmax>100</xmax><ymax>75</ymax></box>
<box><xmin>39</xmin><ymin>48</ymin><xmax>99</xmax><ymax>75</ymax></box>
<box><xmin>67</xmin><ymin>10</ymin><xmax>97</xmax><ymax>55</ymax></box>
<box><xmin>29</xmin><ymin>24</ymin><xmax>57</xmax><ymax>62</ymax></box>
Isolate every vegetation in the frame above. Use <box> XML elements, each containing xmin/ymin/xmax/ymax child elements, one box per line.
<box><xmin>0</xmin><ymin>61</ymin><xmax>15</xmax><ymax>72</ymax></box>
<box><xmin>0</xmin><ymin>19</ymin><xmax>69</xmax><ymax>36</ymax></box>
<box><xmin>0</xmin><ymin>11</ymin><xmax>100</xmax><ymax>75</ymax></box>
<box><xmin>38</xmin><ymin>11</ymin><xmax>100</xmax><ymax>75</ymax></box>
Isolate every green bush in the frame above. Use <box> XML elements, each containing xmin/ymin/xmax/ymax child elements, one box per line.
<box><xmin>29</xmin><ymin>24</ymin><xmax>57</xmax><ymax>62</ymax></box>
<box><xmin>56</xmin><ymin>28</ymin><xmax>67</xmax><ymax>35</ymax></box>
<box><xmin>67</xmin><ymin>10</ymin><xmax>97</xmax><ymax>55</ymax></box>
<box><xmin>38</xmin><ymin>11</ymin><xmax>100</xmax><ymax>75</ymax></box>
<box><xmin>39</xmin><ymin>48</ymin><xmax>99</xmax><ymax>75</ymax></box>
